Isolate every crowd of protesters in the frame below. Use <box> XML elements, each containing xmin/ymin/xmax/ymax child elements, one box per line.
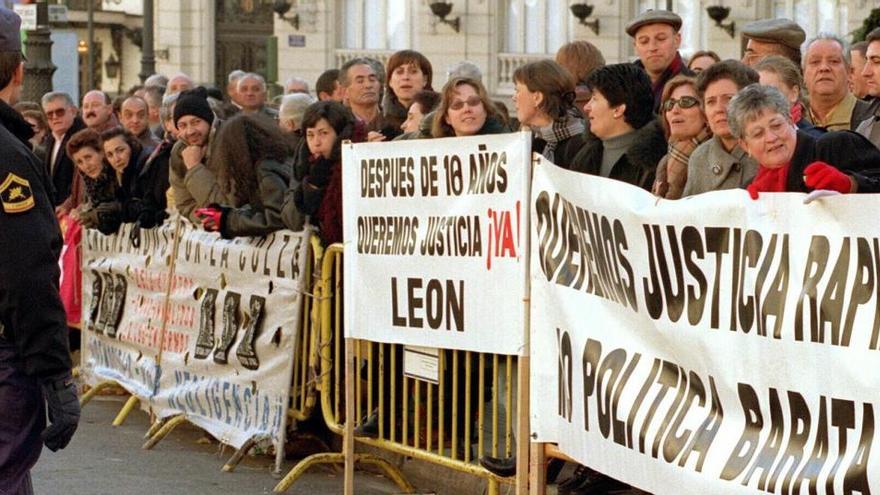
<box><xmin>9</xmin><ymin>8</ymin><xmax>880</xmax><ymax>494</ymax></box>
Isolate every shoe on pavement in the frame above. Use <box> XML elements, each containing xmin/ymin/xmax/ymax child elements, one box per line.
<box><xmin>479</xmin><ymin>455</ymin><xmax>516</xmax><ymax>478</ymax></box>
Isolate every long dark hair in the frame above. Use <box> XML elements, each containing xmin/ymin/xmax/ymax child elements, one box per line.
<box><xmin>211</xmin><ymin>114</ymin><xmax>293</xmax><ymax>206</ymax></box>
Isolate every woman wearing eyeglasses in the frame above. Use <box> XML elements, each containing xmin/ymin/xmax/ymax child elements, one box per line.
<box><xmin>652</xmin><ymin>75</ymin><xmax>712</xmax><ymax>199</ymax></box>
<box><xmin>431</xmin><ymin>77</ymin><xmax>507</xmax><ymax>138</ymax></box>
<box><xmin>512</xmin><ymin>60</ymin><xmax>586</xmax><ymax>170</ymax></box>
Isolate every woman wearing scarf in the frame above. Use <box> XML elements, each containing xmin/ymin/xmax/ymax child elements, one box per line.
<box><xmin>727</xmin><ymin>84</ymin><xmax>880</xmax><ymax>198</ymax></box>
<box><xmin>653</xmin><ymin>75</ymin><xmax>712</xmax><ymax>199</ymax></box>
<box><xmin>511</xmin><ymin>59</ymin><xmax>586</xmax><ymax>169</ymax></box>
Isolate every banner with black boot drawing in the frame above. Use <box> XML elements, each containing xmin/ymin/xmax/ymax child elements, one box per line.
<box><xmin>530</xmin><ymin>157</ymin><xmax>880</xmax><ymax>494</ymax></box>
<box><xmin>81</xmin><ymin>215</ymin><xmax>311</xmax><ymax>450</ymax></box>
<box><xmin>342</xmin><ymin>133</ymin><xmax>532</xmax><ymax>356</ymax></box>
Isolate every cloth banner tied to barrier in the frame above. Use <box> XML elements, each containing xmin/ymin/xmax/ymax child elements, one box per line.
<box><xmin>81</xmin><ymin>215</ymin><xmax>311</xmax><ymax>449</ymax></box>
<box><xmin>342</xmin><ymin>133</ymin><xmax>531</xmax><ymax>356</ymax></box>
<box><xmin>529</xmin><ymin>157</ymin><xmax>880</xmax><ymax>494</ymax></box>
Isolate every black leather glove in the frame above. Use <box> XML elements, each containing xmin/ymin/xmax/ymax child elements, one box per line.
<box><xmin>129</xmin><ymin>221</ymin><xmax>142</xmax><ymax>248</ymax></box>
<box><xmin>307</xmin><ymin>157</ymin><xmax>334</xmax><ymax>188</ymax></box>
<box><xmin>41</xmin><ymin>372</ymin><xmax>81</xmax><ymax>451</ymax></box>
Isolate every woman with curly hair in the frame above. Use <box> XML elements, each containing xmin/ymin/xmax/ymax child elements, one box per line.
<box><xmin>512</xmin><ymin>59</ymin><xmax>586</xmax><ymax>169</ymax></box>
<box><xmin>193</xmin><ymin>114</ymin><xmax>293</xmax><ymax>238</ymax></box>
<box><xmin>283</xmin><ymin>100</ymin><xmax>366</xmax><ymax>246</ymax></box>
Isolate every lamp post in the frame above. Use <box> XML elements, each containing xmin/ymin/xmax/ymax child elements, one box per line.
<box><xmin>22</xmin><ymin>0</ymin><xmax>57</xmax><ymax>102</ymax></box>
<box><xmin>139</xmin><ymin>0</ymin><xmax>155</xmax><ymax>82</ymax></box>
<box><xmin>87</xmin><ymin>0</ymin><xmax>95</xmax><ymax>90</ymax></box>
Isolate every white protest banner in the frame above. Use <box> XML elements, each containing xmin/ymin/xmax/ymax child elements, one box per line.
<box><xmin>342</xmin><ymin>133</ymin><xmax>531</xmax><ymax>355</ymax></box>
<box><xmin>150</xmin><ymin>220</ymin><xmax>310</xmax><ymax>449</ymax></box>
<box><xmin>530</xmin><ymin>158</ymin><xmax>880</xmax><ymax>494</ymax></box>
<box><xmin>80</xmin><ymin>219</ymin><xmax>178</xmax><ymax>401</ymax></box>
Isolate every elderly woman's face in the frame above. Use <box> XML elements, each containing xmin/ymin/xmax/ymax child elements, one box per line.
<box><xmin>663</xmin><ymin>84</ymin><xmax>705</xmax><ymax>141</ymax></box>
<box><xmin>739</xmin><ymin>109</ymin><xmax>797</xmax><ymax>168</ymax></box>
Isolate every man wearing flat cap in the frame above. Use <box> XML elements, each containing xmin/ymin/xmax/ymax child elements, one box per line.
<box><xmin>0</xmin><ymin>6</ymin><xmax>81</xmax><ymax>495</ymax></box>
<box><xmin>626</xmin><ymin>9</ymin><xmax>693</xmax><ymax>112</ymax></box>
<box><xmin>741</xmin><ymin>18</ymin><xmax>806</xmax><ymax>67</ymax></box>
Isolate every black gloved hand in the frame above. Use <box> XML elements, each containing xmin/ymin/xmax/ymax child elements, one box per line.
<box><xmin>129</xmin><ymin>221</ymin><xmax>142</xmax><ymax>248</ymax></box>
<box><xmin>307</xmin><ymin>157</ymin><xmax>334</xmax><ymax>188</ymax></box>
<box><xmin>41</xmin><ymin>372</ymin><xmax>81</xmax><ymax>451</ymax></box>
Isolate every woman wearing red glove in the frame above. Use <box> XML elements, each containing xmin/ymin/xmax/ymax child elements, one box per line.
<box><xmin>194</xmin><ymin>114</ymin><xmax>294</xmax><ymax>238</ymax></box>
<box><xmin>726</xmin><ymin>84</ymin><xmax>880</xmax><ymax>199</ymax></box>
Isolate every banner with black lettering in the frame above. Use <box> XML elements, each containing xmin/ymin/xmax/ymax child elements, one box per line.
<box><xmin>530</xmin><ymin>158</ymin><xmax>878</xmax><ymax>493</ymax></box>
<box><xmin>81</xmin><ymin>219</ymin><xmax>178</xmax><ymax>402</ymax></box>
<box><xmin>342</xmin><ymin>133</ymin><xmax>531</xmax><ymax>355</ymax></box>
<box><xmin>149</xmin><ymin>220</ymin><xmax>310</xmax><ymax>449</ymax></box>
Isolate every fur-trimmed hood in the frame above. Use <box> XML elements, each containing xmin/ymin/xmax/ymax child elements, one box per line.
<box><xmin>570</xmin><ymin>118</ymin><xmax>667</xmax><ymax>190</ymax></box>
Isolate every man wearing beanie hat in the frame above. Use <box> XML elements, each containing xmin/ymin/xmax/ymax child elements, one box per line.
<box><xmin>625</xmin><ymin>9</ymin><xmax>693</xmax><ymax>112</ymax></box>
<box><xmin>0</xmin><ymin>6</ymin><xmax>81</xmax><ymax>494</ymax></box>
<box><xmin>169</xmin><ymin>87</ymin><xmax>228</xmax><ymax>221</ymax></box>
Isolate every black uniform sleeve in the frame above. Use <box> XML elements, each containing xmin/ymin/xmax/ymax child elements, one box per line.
<box><xmin>0</xmin><ymin>143</ymin><xmax>72</xmax><ymax>378</ymax></box>
<box><xmin>815</xmin><ymin>131</ymin><xmax>880</xmax><ymax>193</ymax></box>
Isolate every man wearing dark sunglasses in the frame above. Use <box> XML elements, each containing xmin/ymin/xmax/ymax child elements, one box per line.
<box><xmin>40</xmin><ymin>92</ymin><xmax>85</xmax><ymax>206</ymax></box>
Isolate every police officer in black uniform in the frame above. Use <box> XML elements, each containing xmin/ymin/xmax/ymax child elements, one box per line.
<box><xmin>0</xmin><ymin>8</ymin><xmax>81</xmax><ymax>495</ymax></box>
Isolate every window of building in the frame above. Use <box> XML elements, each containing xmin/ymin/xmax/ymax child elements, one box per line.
<box><xmin>505</xmin><ymin>0</ymin><xmax>568</xmax><ymax>54</ymax></box>
<box><xmin>775</xmin><ymin>0</ymin><xmax>845</xmax><ymax>39</ymax></box>
<box><xmin>339</xmin><ymin>0</ymin><xmax>410</xmax><ymax>50</ymax></box>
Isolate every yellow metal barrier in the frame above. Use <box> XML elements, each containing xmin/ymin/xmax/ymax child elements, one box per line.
<box><xmin>287</xmin><ymin>235</ymin><xmax>324</xmax><ymax>424</ymax></box>
<box><xmin>274</xmin><ymin>244</ymin><xmax>530</xmax><ymax>494</ymax></box>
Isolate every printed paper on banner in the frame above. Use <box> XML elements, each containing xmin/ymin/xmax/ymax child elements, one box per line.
<box><xmin>80</xmin><ymin>220</ymin><xmax>177</xmax><ymax>401</ymax></box>
<box><xmin>342</xmin><ymin>133</ymin><xmax>531</xmax><ymax>355</ymax></box>
<box><xmin>150</xmin><ymin>221</ymin><xmax>310</xmax><ymax>449</ymax></box>
<box><xmin>530</xmin><ymin>157</ymin><xmax>880</xmax><ymax>494</ymax></box>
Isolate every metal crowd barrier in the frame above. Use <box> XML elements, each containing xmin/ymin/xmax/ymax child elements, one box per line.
<box><xmin>274</xmin><ymin>244</ymin><xmax>530</xmax><ymax>494</ymax></box>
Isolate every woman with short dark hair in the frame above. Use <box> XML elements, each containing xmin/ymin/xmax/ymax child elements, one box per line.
<box><xmin>512</xmin><ymin>59</ymin><xmax>585</xmax><ymax>169</ymax></box>
<box><xmin>100</xmin><ymin>126</ymin><xmax>152</xmax><ymax>224</ymax></box>
<box><xmin>383</xmin><ymin>50</ymin><xmax>434</xmax><ymax>132</ymax></box>
<box><xmin>65</xmin><ymin>128</ymin><xmax>120</xmax><ymax>234</ymax></box>
<box><xmin>570</xmin><ymin>63</ymin><xmax>666</xmax><ymax>190</ymax></box>
<box><xmin>193</xmin><ymin>114</ymin><xmax>293</xmax><ymax>238</ymax></box>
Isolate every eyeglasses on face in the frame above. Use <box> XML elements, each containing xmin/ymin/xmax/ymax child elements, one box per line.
<box><xmin>662</xmin><ymin>95</ymin><xmax>700</xmax><ymax>112</ymax></box>
<box><xmin>44</xmin><ymin>108</ymin><xmax>68</xmax><ymax>119</ymax></box>
<box><xmin>449</xmin><ymin>96</ymin><xmax>482</xmax><ymax>111</ymax></box>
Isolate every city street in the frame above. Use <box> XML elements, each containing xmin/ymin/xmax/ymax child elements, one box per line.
<box><xmin>31</xmin><ymin>396</ymin><xmax>401</xmax><ymax>495</ymax></box>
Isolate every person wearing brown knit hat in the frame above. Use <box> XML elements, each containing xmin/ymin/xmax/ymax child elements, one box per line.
<box><xmin>168</xmin><ymin>87</ymin><xmax>229</xmax><ymax>221</ymax></box>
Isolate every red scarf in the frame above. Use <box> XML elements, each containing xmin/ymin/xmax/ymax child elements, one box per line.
<box><xmin>790</xmin><ymin>102</ymin><xmax>804</xmax><ymax>124</ymax></box>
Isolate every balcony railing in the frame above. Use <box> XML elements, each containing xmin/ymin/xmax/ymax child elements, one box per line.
<box><xmin>334</xmin><ymin>49</ymin><xmax>395</xmax><ymax>69</ymax></box>
<box><xmin>495</xmin><ymin>52</ymin><xmax>552</xmax><ymax>96</ymax></box>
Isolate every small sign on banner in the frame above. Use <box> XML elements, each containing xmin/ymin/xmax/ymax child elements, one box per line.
<box><xmin>288</xmin><ymin>35</ymin><xmax>306</xmax><ymax>47</ymax></box>
<box><xmin>13</xmin><ymin>4</ymin><xmax>36</xmax><ymax>30</ymax></box>
<box><xmin>403</xmin><ymin>346</ymin><xmax>439</xmax><ymax>384</ymax></box>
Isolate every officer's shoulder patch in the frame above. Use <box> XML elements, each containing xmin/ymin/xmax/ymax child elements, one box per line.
<box><xmin>0</xmin><ymin>173</ymin><xmax>35</xmax><ymax>214</ymax></box>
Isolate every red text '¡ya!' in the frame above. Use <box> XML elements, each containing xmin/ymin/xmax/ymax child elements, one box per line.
<box><xmin>486</xmin><ymin>201</ymin><xmax>520</xmax><ymax>271</ymax></box>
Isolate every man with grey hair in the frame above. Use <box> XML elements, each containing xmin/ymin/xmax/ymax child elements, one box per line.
<box><xmin>167</xmin><ymin>72</ymin><xmax>194</xmax><ymax>95</ymax></box>
<box><xmin>41</xmin><ymin>91</ymin><xmax>85</xmax><ymax>205</ymax></box>
<box><xmin>144</xmin><ymin>73</ymin><xmax>169</xmax><ymax>89</ymax></box>
<box><xmin>226</xmin><ymin>69</ymin><xmax>246</xmax><ymax>109</ymax></box>
<box><xmin>142</xmin><ymin>85</ymin><xmax>165</xmax><ymax>137</ymax></box>
<box><xmin>447</xmin><ymin>60</ymin><xmax>483</xmax><ymax>82</ymax></box>
<box><xmin>804</xmin><ymin>34</ymin><xmax>872</xmax><ymax>131</ymax></box>
<box><xmin>284</xmin><ymin>76</ymin><xmax>309</xmax><ymax>95</ymax></box>
<box><xmin>728</xmin><ymin>83</ymin><xmax>880</xmax><ymax>197</ymax></box>
<box><xmin>237</xmin><ymin>72</ymin><xmax>277</xmax><ymax>119</ymax></box>
<box><xmin>339</xmin><ymin>57</ymin><xmax>387</xmax><ymax>133</ymax></box>
<box><xmin>279</xmin><ymin>92</ymin><xmax>315</xmax><ymax>150</ymax></box>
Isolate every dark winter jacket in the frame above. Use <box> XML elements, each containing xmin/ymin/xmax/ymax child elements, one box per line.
<box><xmin>533</xmin><ymin>134</ymin><xmax>587</xmax><ymax>171</ymax></box>
<box><xmin>43</xmin><ymin>116</ymin><xmax>86</xmax><ymax>206</ymax></box>
<box><xmin>780</xmin><ymin>130</ymin><xmax>880</xmax><ymax>193</ymax></box>
<box><xmin>569</xmin><ymin>119</ymin><xmax>667</xmax><ymax>190</ymax></box>
<box><xmin>219</xmin><ymin>158</ymin><xmax>291</xmax><ymax>239</ymax></box>
<box><xmin>130</xmin><ymin>138</ymin><xmax>172</xmax><ymax>228</ymax></box>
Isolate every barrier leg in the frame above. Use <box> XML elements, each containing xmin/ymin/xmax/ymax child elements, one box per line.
<box><xmin>272</xmin><ymin>453</ymin><xmax>414</xmax><ymax>494</ymax></box>
<box><xmin>79</xmin><ymin>381</ymin><xmax>118</xmax><ymax>407</ymax></box>
<box><xmin>142</xmin><ymin>414</ymin><xmax>186</xmax><ymax>450</ymax></box>
<box><xmin>516</xmin><ymin>357</ymin><xmax>530</xmax><ymax>495</ymax></box>
<box><xmin>222</xmin><ymin>436</ymin><xmax>257</xmax><ymax>472</ymax></box>
<box><xmin>144</xmin><ymin>417</ymin><xmax>168</xmax><ymax>440</ymax></box>
<box><xmin>111</xmin><ymin>395</ymin><xmax>140</xmax><ymax>426</ymax></box>
<box><xmin>343</xmin><ymin>338</ymin><xmax>355</xmax><ymax>495</ymax></box>
<box><xmin>529</xmin><ymin>443</ymin><xmax>546</xmax><ymax>495</ymax></box>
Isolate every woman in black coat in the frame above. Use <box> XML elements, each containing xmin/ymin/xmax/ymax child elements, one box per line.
<box><xmin>726</xmin><ymin>84</ymin><xmax>880</xmax><ymax>198</ymax></box>
<box><xmin>570</xmin><ymin>64</ymin><xmax>667</xmax><ymax>190</ymax></box>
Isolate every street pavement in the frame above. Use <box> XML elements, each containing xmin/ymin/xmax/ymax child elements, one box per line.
<box><xmin>31</xmin><ymin>396</ymin><xmax>402</xmax><ymax>495</ymax></box>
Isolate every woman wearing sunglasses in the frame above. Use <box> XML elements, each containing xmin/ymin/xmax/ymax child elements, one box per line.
<box><xmin>652</xmin><ymin>75</ymin><xmax>712</xmax><ymax>199</ymax></box>
<box><xmin>431</xmin><ymin>77</ymin><xmax>507</xmax><ymax>138</ymax></box>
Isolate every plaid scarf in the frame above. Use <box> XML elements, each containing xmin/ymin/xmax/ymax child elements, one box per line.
<box><xmin>532</xmin><ymin>109</ymin><xmax>585</xmax><ymax>163</ymax></box>
<box><xmin>656</xmin><ymin>127</ymin><xmax>712</xmax><ymax>199</ymax></box>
